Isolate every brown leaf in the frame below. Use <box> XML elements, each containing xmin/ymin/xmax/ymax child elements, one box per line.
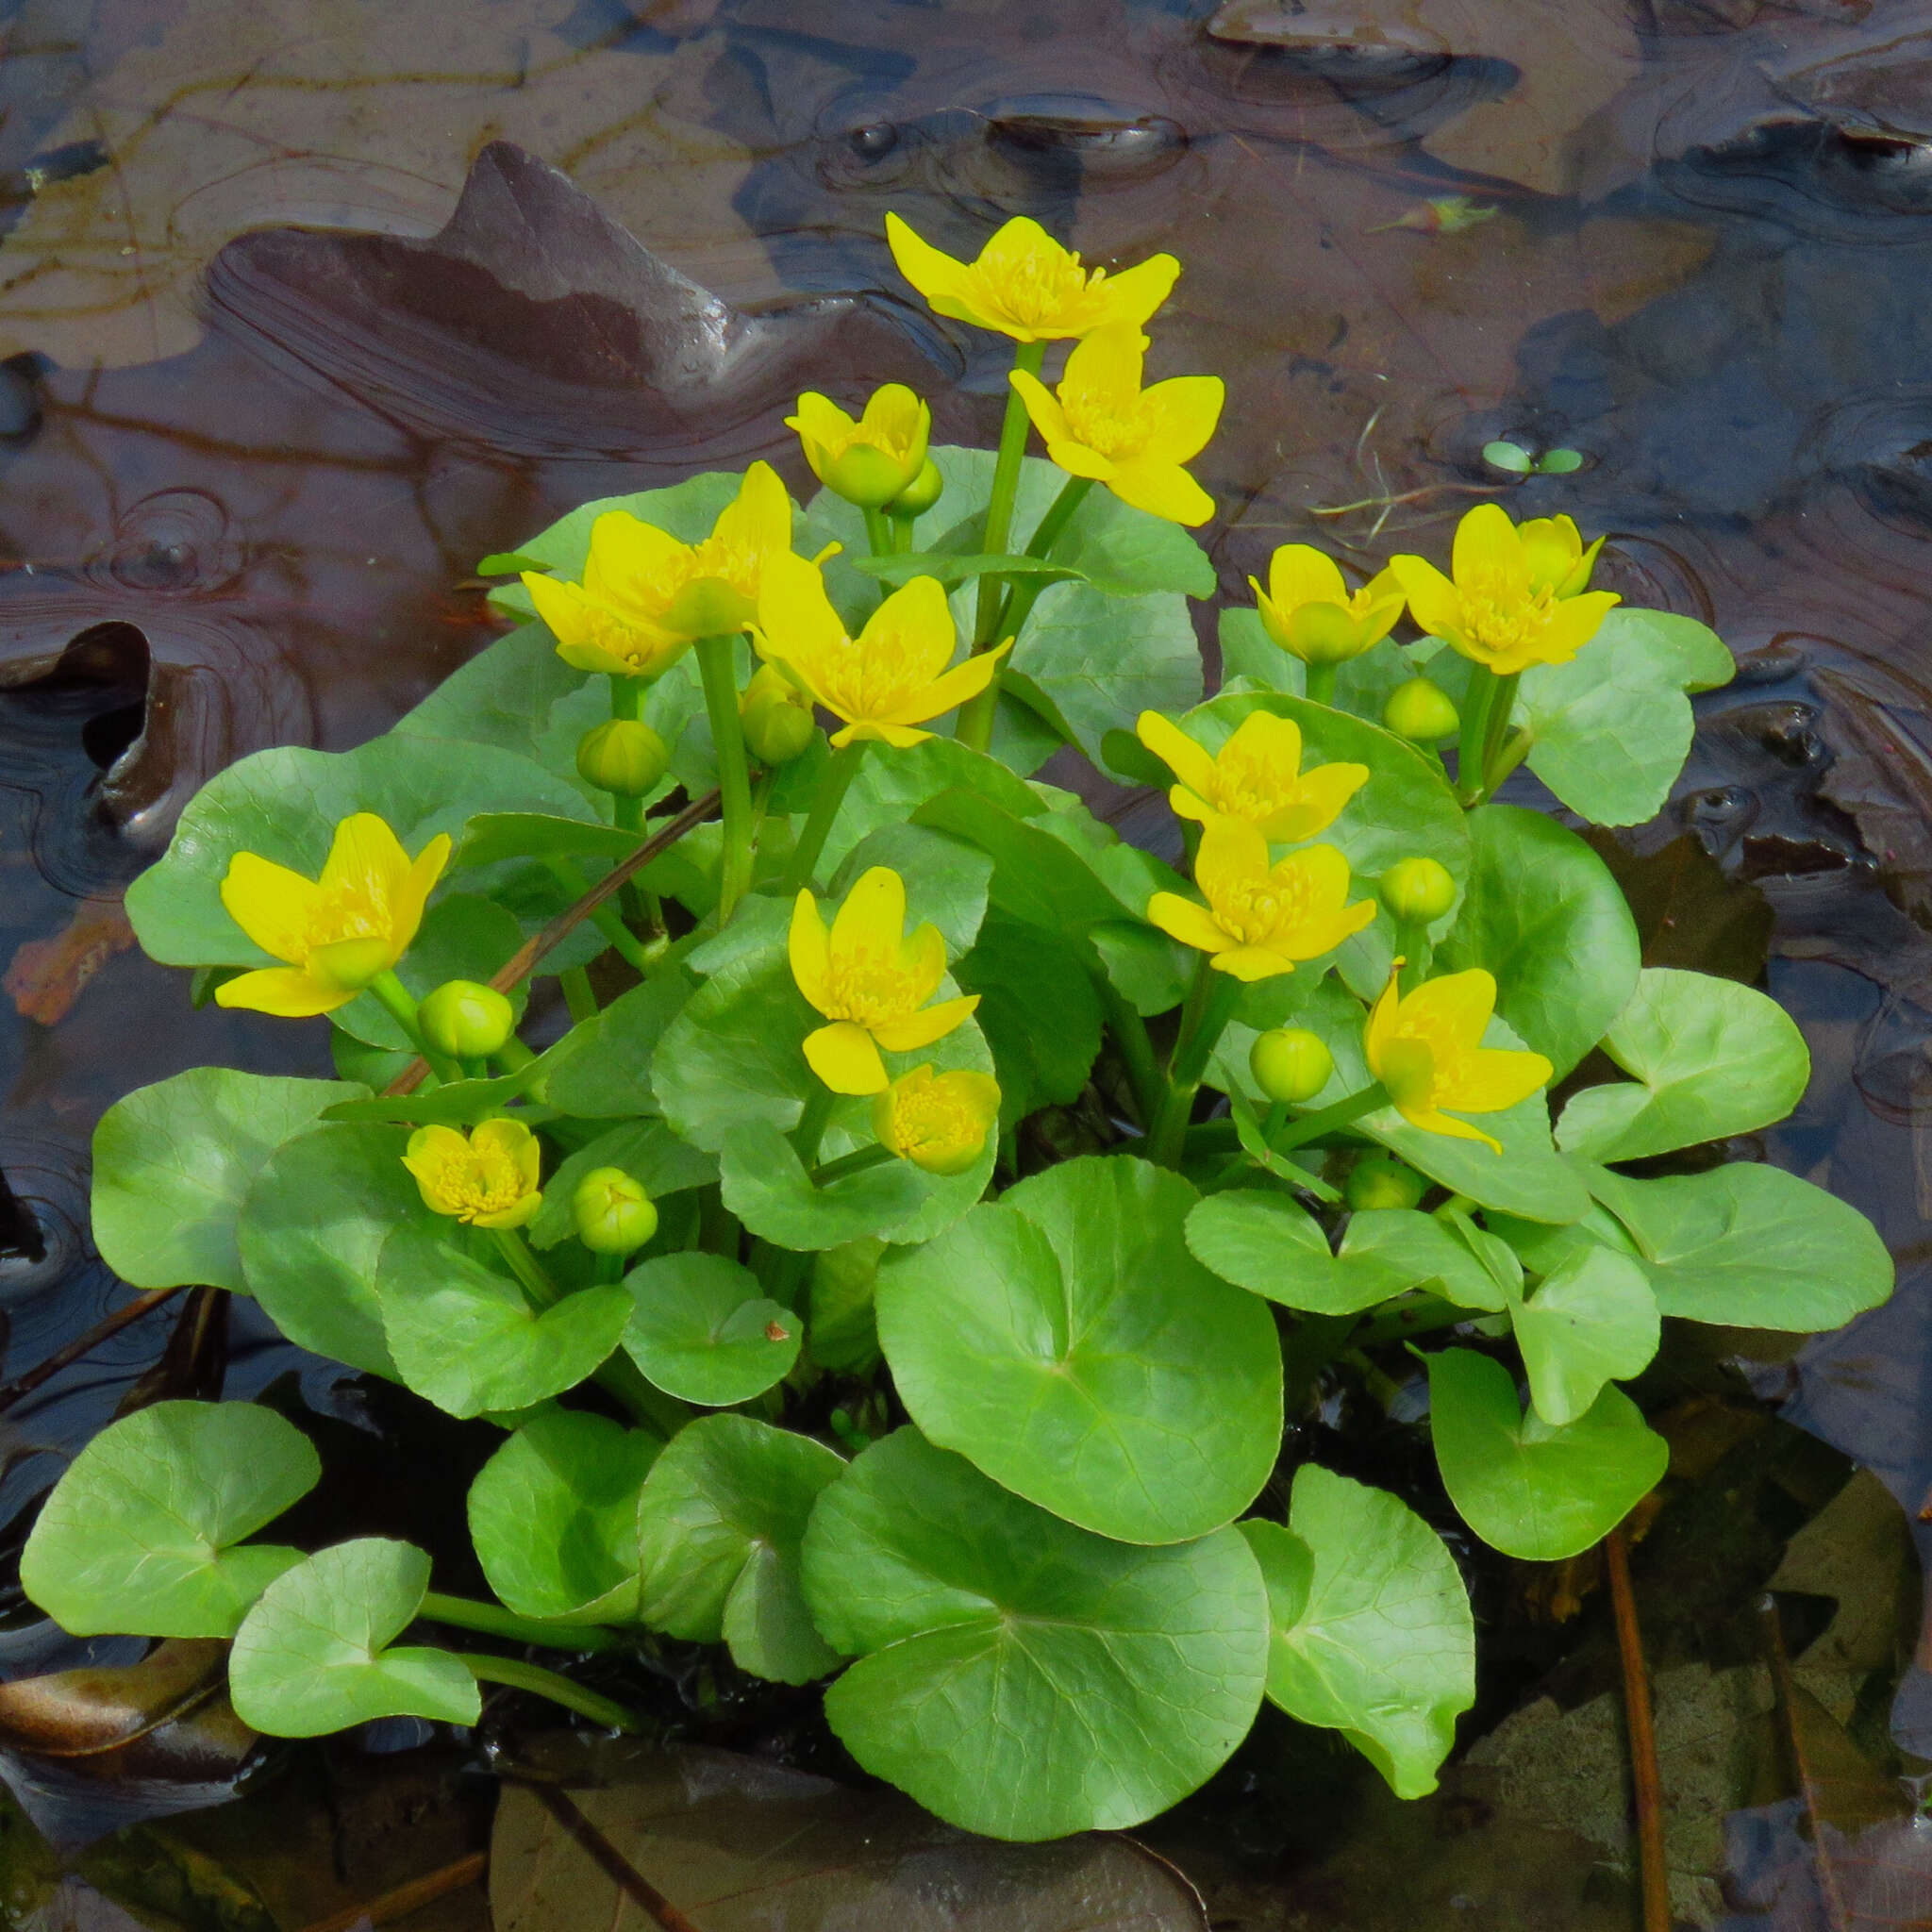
<box><xmin>4</xmin><ymin>900</ymin><xmax>136</xmax><ymax>1026</ymax></box>
<box><xmin>490</xmin><ymin>1739</ymin><xmax>1210</xmax><ymax>1932</ymax></box>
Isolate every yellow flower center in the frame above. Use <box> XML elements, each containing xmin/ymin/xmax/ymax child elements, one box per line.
<box><xmin>687</xmin><ymin>528</ymin><xmax>764</xmax><ymax>601</ymax></box>
<box><xmin>1058</xmin><ymin>364</ymin><xmax>1152</xmax><ymax>461</ymax></box>
<box><xmin>1457</xmin><ymin>565</ymin><xmax>1562</xmax><ymax>658</ymax></box>
<box><xmin>809</xmin><ymin>638</ymin><xmax>920</xmax><ymax>724</ymax></box>
<box><xmin>821</xmin><ymin>941</ymin><xmax>921</xmax><ymax>1028</ymax></box>
<box><xmin>301</xmin><ymin>881</ymin><xmax>392</xmax><ymax>957</ymax></box>
<box><xmin>416</xmin><ymin>1142</ymin><xmax>531</xmax><ymax>1223</ymax></box>
<box><xmin>977</xmin><ymin>251</ymin><xmax>1105</xmax><ymax>330</ymax></box>
<box><xmin>1204</xmin><ymin>741</ymin><xmax>1302</xmax><ymax>824</ymax></box>
<box><xmin>1209</xmin><ymin>871</ymin><xmax>1304</xmax><ymax>945</ymax></box>
<box><xmin>890</xmin><ymin>1081</ymin><xmax>980</xmax><ymax>1160</ymax></box>
<box><xmin>578</xmin><ymin>599</ymin><xmax>665</xmax><ymax>673</ymax></box>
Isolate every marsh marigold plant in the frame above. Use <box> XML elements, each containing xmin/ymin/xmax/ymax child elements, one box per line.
<box><xmin>40</xmin><ymin>208</ymin><xmax>1890</xmax><ymax>1859</ymax></box>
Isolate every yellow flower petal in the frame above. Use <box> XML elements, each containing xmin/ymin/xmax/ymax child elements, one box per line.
<box><xmin>1136</xmin><ymin>710</ymin><xmax>1219</xmax><ymax>800</ymax></box>
<box><xmin>1105</xmin><ymin>458</ymin><xmax>1215</xmax><ymax>527</ymax></box>
<box><xmin>861</xmin><ymin>573</ymin><xmax>956</xmax><ymax>684</ymax></box>
<box><xmin>832</xmin><ymin>720</ymin><xmax>930</xmax><ymax>749</ymax></box>
<box><xmin>1146</xmin><ymin>891</ymin><xmax>1232</xmax><ymax>957</ymax></box>
<box><xmin>1409</xmin><ymin>1108</ymin><xmax>1503</xmax><ymax>1156</ymax></box>
<box><xmin>789</xmin><ymin>890</ymin><xmax>831</xmax><ymax>1011</ymax></box>
<box><xmin>804</xmin><ymin>1021</ymin><xmax>889</xmax><ymax>1095</ymax></box>
<box><xmin>1452</xmin><ymin>501</ymin><xmax>1526</xmax><ymax>590</ymax></box>
<box><xmin>1448</xmin><ymin>1044</ymin><xmax>1553</xmax><ymax>1113</ymax></box>
<box><xmin>1093</xmin><ymin>250</ymin><xmax>1181</xmax><ymax>329</ymax></box>
<box><xmin>897</xmin><ymin>920</ymin><xmax>948</xmax><ymax>1007</ymax></box>
<box><xmin>713</xmin><ymin>460</ymin><xmax>791</xmax><ymax>562</ymax></box>
<box><xmin>582</xmin><ymin>512</ymin><xmax>686</xmax><ymax>611</ymax></box>
<box><xmin>1136</xmin><ymin>375</ymin><xmax>1224</xmax><ymax>465</ymax></box>
<box><xmin>871</xmin><ymin>993</ymin><xmax>979</xmax><ymax>1054</ymax></box>
<box><xmin>1193</xmin><ymin>817</ymin><xmax>1272</xmax><ymax>906</ymax></box>
<box><xmin>396</xmin><ymin>834</ymin><xmax>451</xmax><ymax>955</ymax></box>
<box><xmin>219</xmin><ymin>852</ymin><xmax>321</xmax><ymax>964</ymax></box>
<box><xmin>1267</xmin><ymin>544</ymin><xmax>1351</xmax><ymax>611</ymax></box>
<box><xmin>317</xmin><ymin>811</ymin><xmax>411</xmax><ymax>912</ymax></box>
<box><xmin>831</xmin><ymin>866</ymin><xmax>908</xmax><ymax>961</ymax></box>
<box><xmin>1008</xmin><ymin>367</ymin><xmax>1072</xmax><ymax>448</ymax></box>
<box><xmin>214</xmin><ymin>965</ymin><xmax>349</xmax><ymax>1017</ymax></box>
<box><xmin>1386</xmin><ymin>557</ymin><xmax>1460</xmax><ymax>641</ymax></box>
<box><xmin>1400</xmin><ymin>968</ymin><xmax>1497</xmax><ymax>1044</ymax></box>
<box><xmin>1210</xmin><ymin>944</ymin><xmax>1296</xmax><ymax>982</ymax></box>
<box><xmin>885</xmin><ymin>211</ymin><xmax>973</xmax><ymax>309</ymax></box>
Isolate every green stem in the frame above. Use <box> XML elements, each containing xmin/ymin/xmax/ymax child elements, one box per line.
<box><xmin>560</xmin><ymin>967</ymin><xmax>598</xmax><ymax>1024</ymax></box>
<box><xmin>368</xmin><ymin>970</ymin><xmax>462</xmax><ymax>1085</ymax></box>
<box><xmin>493</xmin><ymin>1036</ymin><xmax>536</xmax><ymax>1073</ymax></box>
<box><xmin>594</xmin><ymin>1251</ymin><xmax>625</xmax><ymax>1286</ymax></box>
<box><xmin>1456</xmin><ymin>666</ymin><xmax>1497</xmax><ymax>807</ymax></box>
<box><xmin>891</xmin><ymin>510</ymin><xmax>916</xmax><ymax>554</ymax></box>
<box><xmin>1148</xmin><ymin>961</ymin><xmax>1241</xmax><ymax>1167</ymax></box>
<box><xmin>791</xmin><ymin>1085</ymin><xmax>837</xmax><ymax>1167</ymax></box>
<box><xmin>422</xmin><ymin>1591</ymin><xmax>618</xmax><ymax>1654</ymax></box>
<box><xmin>862</xmin><ymin>506</ymin><xmax>892</xmax><ymax>561</ymax></box>
<box><xmin>458</xmin><ymin>1655</ymin><xmax>643</xmax><ymax>1733</ymax></box>
<box><xmin>1274</xmin><ymin>1082</ymin><xmax>1390</xmax><ymax>1154</ymax></box>
<box><xmin>491</xmin><ymin>1226</ymin><xmax>561</xmax><ymax>1307</ymax></box>
<box><xmin>779</xmin><ymin>739</ymin><xmax>866</xmax><ymax>894</ymax></box>
<box><xmin>608</xmin><ymin>675</ymin><xmax>641</xmax><ymax>723</ymax></box>
<box><xmin>694</xmin><ymin>634</ymin><xmax>756</xmax><ymax>922</ymax></box>
<box><xmin>1477</xmin><ymin>672</ymin><xmax>1521</xmax><ymax>799</ymax></box>
<box><xmin>543</xmin><ymin>858</ymin><xmax>653</xmax><ymax>974</ymax></box>
<box><xmin>812</xmin><ymin>1143</ymin><xmax>896</xmax><ymax>1187</ymax></box>
<box><xmin>956</xmin><ymin>339</ymin><xmax>1047</xmax><ymax>752</ymax></box>
<box><xmin>1486</xmin><ymin>723</ymin><xmax>1533</xmax><ymax>792</ymax></box>
<box><xmin>1305</xmin><ymin>661</ymin><xmax>1338</xmax><ymax>706</ymax></box>
<box><xmin>1393</xmin><ymin>918</ymin><xmax>1431</xmax><ymax>994</ymax></box>
<box><xmin>1095</xmin><ymin>975</ymin><xmax>1163</xmax><ymax>1129</ymax></box>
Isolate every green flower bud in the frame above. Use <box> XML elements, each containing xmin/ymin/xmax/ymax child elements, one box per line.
<box><xmin>1346</xmin><ymin>1155</ymin><xmax>1426</xmax><ymax>1211</ymax></box>
<box><xmin>571</xmin><ymin>1166</ymin><xmax>658</xmax><ymax>1256</ymax></box>
<box><xmin>418</xmin><ymin>979</ymin><xmax>516</xmax><ymax>1059</ymax></box>
<box><xmin>576</xmin><ymin>718</ymin><xmax>670</xmax><ymax>798</ymax></box>
<box><xmin>885</xmin><ymin>457</ymin><xmax>943</xmax><ymax>518</ymax></box>
<box><xmin>1249</xmin><ymin>1027</ymin><xmax>1334</xmax><ymax>1105</ymax></box>
<box><xmin>1381</xmin><ymin>857</ymin><xmax>1457</xmax><ymax>924</ymax></box>
<box><xmin>1382</xmin><ymin>676</ymin><xmax>1460</xmax><ymax>744</ymax></box>
<box><xmin>740</xmin><ymin>664</ymin><xmax>817</xmax><ymax>766</ymax></box>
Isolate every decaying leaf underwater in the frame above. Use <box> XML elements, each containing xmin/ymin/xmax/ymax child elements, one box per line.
<box><xmin>23</xmin><ymin>212</ymin><xmax>1894</xmax><ymax>1843</ymax></box>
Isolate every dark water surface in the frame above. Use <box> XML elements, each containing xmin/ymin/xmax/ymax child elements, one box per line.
<box><xmin>4</xmin><ymin>0</ymin><xmax>1932</xmax><ymax>1923</ymax></box>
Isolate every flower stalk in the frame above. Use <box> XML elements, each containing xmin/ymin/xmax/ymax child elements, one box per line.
<box><xmin>421</xmin><ymin>1591</ymin><xmax>619</xmax><ymax>1654</ymax></box>
<box><xmin>694</xmin><ymin>634</ymin><xmax>756</xmax><ymax>921</ymax></box>
<box><xmin>780</xmin><ymin>740</ymin><xmax>867</xmax><ymax>894</ymax></box>
<box><xmin>1147</xmin><ymin>959</ymin><xmax>1242</xmax><ymax>1167</ymax></box>
<box><xmin>458</xmin><ymin>1655</ymin><xmax>642</xmax><ymax>1733</ymax></box>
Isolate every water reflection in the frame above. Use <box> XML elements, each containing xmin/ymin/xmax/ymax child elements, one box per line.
<box><xmin>3</xmin><ymin>0</ymin><xmax>1932</xmax><ymax>1912</ymax></box>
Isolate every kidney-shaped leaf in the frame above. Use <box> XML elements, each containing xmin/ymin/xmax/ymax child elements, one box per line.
<box><xmin>1426</xmin><ymin>1347</ymin><xmax>1667</xmax><ymax>1560</ymax></box>
<box><xmin>1557</xmin><ymin>968</ymin><xmax>1810</xmax><ymax>1162</ymax></box>
<box><xmin>1435</xmin><ymin>805</ymin><xmax>1640</xmax><ymax>1079</ymax></box>
<box><xmin>624</xmin><ymin>1254</ymin><xmax>799</xmax><ymax>1407</ymax></box>
<box><xmin>468</xmin><ymin>1409</ymin><xmax>658</xmax><ymax>1624</ymax></box>
<box><xmin>22</xmin><ymin>1402</ymin><xmax>319</xmax><ymax>1639</ymax></box>
<box><xmin>636</xmin><ymin>1415</ymin><xmax>844</xmax><ymax>1686</ymax></box>
<box><xmin>1587</xmin><ymin>1161</ymin><xmax>1893</xmax><ymax>1329</ymax></box>
<box><xmin>92</xmin><ymin>1071</ymin><xmax>365</xmax><ymax>1293</ymax></box>
<box><xmin>803</xmin><ymin>1428</ymin><xmax>1267</xmax><ymax>1840</ymax></box>
<box><xmin>1507</xmin><ymin>1245</ymin><xmax>1659</xmax><ymax>1427</ymax></box>
<box><xmin>1242</xmin><ymin>1465</ymin><xmax>1474</xmax><ymax>1798</ymax></box>
<box><xmin>228</xmin><ymin>1539</ymin><xmax>479</xmax><ymax>1737</ymax></box>
<box><xmin>876</xmin><ymin>1157</ymin><xmax>1282</xmax><ymax>1544</ymax></box>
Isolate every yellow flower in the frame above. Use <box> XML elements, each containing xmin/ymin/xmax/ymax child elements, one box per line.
<box><xmin>1517</xmin><ymin>513</ymin><xmax>1606</xmax><ymax>598</ymax></box>
<box><xmin>885</xmin><ymin>211</ymin><xmax>1178</xmax><ymax>343</ymax></box>
<box><xmin>873</xmin><ymin>1064</ymin><xmax>1002</xmax><ymax>1175</ymax></box>
<box><xmin>215</xmin><ymin>812</ymin><xmax>449</xmax><ymax>1019</ymax></box>
<box><xmin>787</xmin><ymin>386</ymin><xmax>931</xmax><ymax>509</ymax></box>
<box><xmin>789</xmin><ymin>866</ymin><xmax>979</xmax><ymax>1095</ymax></box>
<box><xmin>1008</xmin><ymin>325</ymin><xmax>1222</xmax><ymax>526</ymax></box>
<box><xmin>402</xmin><ymin>1119</ymin><xmax>543</xmax><ymax>1229</ymax></box>
<box><xmin>1364</xmin><ymin>965</ymin><xmax>1553</xmax><ymax>1155</ymax></box>
<box><xmin>521</xmin><ymin>461</ymin><xmax>793</xmax><ymax>678</ymax></box>
<box><xmin>1136</xmin><ymin>709</ymin><xmax>1368</xmax><ymax>842</ymax></box>
<box><xmin>1389</xmin><ymin>504</ymin><xmax>1621</xmax><ymax>676</ymax></box>
<box><xmin>1146</xmin><ymin>819</ymin><xmax>1375</xmax><ymax>982</ymax></box>
<box><xmin>1252</xmin><ymin>546</ymin><xmax>1407</xmax><ymax>666</ymax></box>
<box><xmin>755</xmin><ymin>550</ymin><xmax>1008</xmax><ymax>749</ymax></box>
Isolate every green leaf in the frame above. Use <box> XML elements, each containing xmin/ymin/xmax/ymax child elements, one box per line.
<box><xmin>827</xmin><ymin>823</ymin><xmax>991</xmax><ymax>959</ymax></box>
<box><xmin>636</xmin><ymin>1415</ymin><xmax>843</xmax><ymax>1685</ymax></box>
<box><xmin>467</xmin><ymin>1409</ymin><xmax>658</xmax><ymax>1623</ymax></box>
<box><xmin>331</xmin><ymin>893</ymin><xmax>528</xmax><ymax>1050</ymax></box>
<box><xmin>375</xmin><ymin>1223</ymin><xmax>630</xmax><ymax>1418</ymax></box>
<box><xmin>1426</xmin><ymin>1347</ymin><xmax>1667</xmax><ymax>1560</ymax></box>
<box><xmin>1186</xmin><ymin>1195</ymin><xmax>1507</xmax><ymax>1315</ymax></box>
<box><xmin>456</xmin><ymin>813</ymin><xmax>641</xmax><ymax>869</ymax></box>
<box><xmin>1216</xmin><ymin>609</ymin><xmax>1421</xmax><ymax>728</ymax></box>
<box><xmin>808</xmin><ymin>1239</ymin><xmax>885</xmax><ymax>1374</ymax></box>
<box><xmin>820</xmin><ymin>736</ymin><xmax>1041</xmax><ymax>877</ymax></box>
<box><xmin>527</xmin><ymin>1118</ymin><xmax>716</xmax><ymax>1252</ymax></box>
<box><xmin>1507</xmin><ymin>1245</ymin><xmax>1659</xmax><ymax>1426</ymax></box>
<box><xmin>323</xmin><ymin>1074</ymin><xmax>532</xmax><ymax>1127</ymax></box>
<box><xmin>21</xmin><ymin>1402</ymin><xmax>319</xmax><ymax>1639</ymax></box>
<box><xmin>1091</xmin><ymin>920</ymin><xmax>1191</xmax><ymax>1017</ymax></box>
<box><xmin>537</xmin><ymin>971</ymin><xmax>695</xmax><ymax>1119</ymax></box>
<box><xmin>850</xmin><ymin>551</ymin><xmax>1080</xmax><ymax>590</ymax></box>
<box><xmin>92</xmin><ymin>1071</ymin><xmax>365</xmax><ymax>1292</ymax></box>
<box><xmin>1435</xmin><ymin>805</ymin><xmax>1640</xmax><ymax>1079</ymax></box>
<box><xmin>875</xmin><ymin>1156</ymin><xmax>1282</xmax><ymax>1543</ymax></box>
<box><xmin>1586</xmin><ymin>1161</ymin><xmax>1893</xmax><ymax>1329</ymax></box>
<box><xmin>954</xmin><ymin>914</ymin><xmax>1102</xmax><ymax>1121</ymax></box>
<box><xmin>238</xmin><ymin>1122</ymin><xmax>423</xmax><ymax>1377</ymax></box>
<box><xmin>1243</xmin><ymin>1465</ymin><xmax>1474</xmax><ymax>1798</ymax></box>
<box><xmin>514</xmin><ymin>473</ymin><xmax>747</xmax><ymax>575</ymax></box>
<box><xmin>1515</xmin><ymin>609</ymin><xmax>1733</xmax><ymax>828</ymax></box>
<box><xmin>1482</xmin><ymin>441</ymin><xmax>1533</xmax><ymax>475</ymax></box>
<box><xmin>718</xmin><ymin>1120</ymin><xmax>933</xmax><ymax>1252</ymax></box>
<box><xmin>125</xmin><ymin>735</ymin><xmax>593</xmax><ymax>968</ymax></box>
<box><xmin>802</xmin><ymin>1428</ymin><xmax>1267</xmax><ymax>1840</ymax></box>
<box><xmin>228</xmin><ymin>1539</ymin><xmax>480</xmax><ymax>1736</ymax></box>
<box><xmin>1556</xmin><ymin>967</ymin><xmax>1810</xmax><ymax>1161</ymax></box>
<box><xmin>393</xmin><ymin>620</ymin><xmax>586</xmax><ymax>764</ymax></box>
<box><xmin>623</xmin><ymin>1253</ymin><xmax>799</xmax><ymax>1406</ymax></box>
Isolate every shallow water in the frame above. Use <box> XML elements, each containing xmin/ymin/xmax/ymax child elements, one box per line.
<box><xmin>3</xmin><ymin>0</ymin><xmax>1932</xmax><ymax>1921</ymax></box>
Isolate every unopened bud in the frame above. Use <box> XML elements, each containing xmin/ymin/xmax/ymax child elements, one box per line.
<box><xmin>1382</xmin><ymin>676</ymin><xmax>1460</xmax><ymax>744</ymax></box>
<box><xmin>885</xmin><ymin>457</ymin><xmax>943</xmax><ymax>519</ymax></box>
<box><xmin>418</xmin><ymin>979</ymin><xmax>515</xmax><ymax>1059</ymax></box>
<box><xmin>740</xmin><ymin>665</ymin><xmax>817</xmax><ymax>766</ymax></box>
<box><xmin>576</xmin><ymin>718</ymin><xmax>670</xmax><ymax>798</ymax></box>
<box><xmin>1249</xmin><ymin>1027</ymin><xmax>1333</xmax><ymax>1105</ymax></box>
<box><xmin>571</xmin><ymin>1167</ymin><xmax>658</xmax><ymax>1256</ymax></box>
<box><xmin>1381</xmin><ymin>857</ymin><xmax>1457</xmax><ymax>924</ymax></box>
<box><xmin>1346</xmin><ymin>1155</ymin><xmax>1426</xmax><ymax>1212</ymax></box>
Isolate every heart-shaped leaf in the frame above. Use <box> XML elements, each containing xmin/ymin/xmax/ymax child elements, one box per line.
<box><xmin>228</xmin><ymin>1539</ymin><xmax>480</xmax><ymax>1736</ymax></box>
<box><xmin>1242</xmin><ymin>1465</ymin><xmax>1474</xmax><ymax>1798</ymax></box>
<box><xmin>1557</xmin><ymin>969</ymin><xmax>1810</xmax><ymax>1162</ymax></box>
<box><xmin>818</xmin><ymin>734</ymin><xmax>1042</xmax><ymax>877</ymax></box>
<box><xmin>954</xmin><ymin>914</ymin><xmax>1103</xmax><ymax>1120</ymax></box>
<box><xmin>527</xmin><ymin>1119</ymin><xmax>716</xmax><ymax>1252</ymax></box>
<box><xmin>1586</xmin><ymin>1161</ymin><xmax>1894</xmax><ymax>1329</ymax></box>
<box><xmin>537</xmin><ymin>971</ymin><xmax>695</xmax><ymax>1120</ymax></box>
<box><xmin>236</xmin><ymin>1121</ymin><xmax>431</xmax><ymax>1379</ymax></box>
<box><xmin>468</xmin><ymin>1409</ymin><xmax>659</xmax><ymax>1623</ymax></box>
<box><xmin>1507</xmin><ymin>1245</ymin><xmax>1659</xmax><ymax>1426</ymax></box>
<box><xmin>1435</xmin><ymin>805</ymin><xmax>1640</xmax><ymax>1079</ymax></box>
<box><xmin>718</xmin><ymin>1120</ymin><xmax>933</xmax><ymax>1252</ymax></box>
<box><xmin>375</xmin><ymin>1223</ymin><xmax>631</xmax><ymax>1418</ymax></box>
<box><xmin>877</xmin><ymin>1156</ymin><xmax>1281</xmax><ymax>1544</ymax></box>
<box><xmin>624</xmin><ymin>1254</ymin><xmax>799</xmax><ymax>1407</ymax></box>
<box><xmin>22</xmin><ymin>1402</ymin><xmax>319</xmax><ymax>1638</ymax></box>
<box><xmin>802</xmin><ymin>1428</ymin><xmax>1267</xmax><ymax>1840</ymax></box>
<box><xmin>92</xmin><ymin>1071</ymin><xmax>365</xmax><ymax>1292</ymax></box>
<box><xmin>636</xmin><ymin>1415</ymin><xmax>844</xmax><ymax>1686</ymax></box>
<box><xmin>1426</xmin><ymin>1347</ymin><xmax>1667</xmax><ymax>1560</ymax></box>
